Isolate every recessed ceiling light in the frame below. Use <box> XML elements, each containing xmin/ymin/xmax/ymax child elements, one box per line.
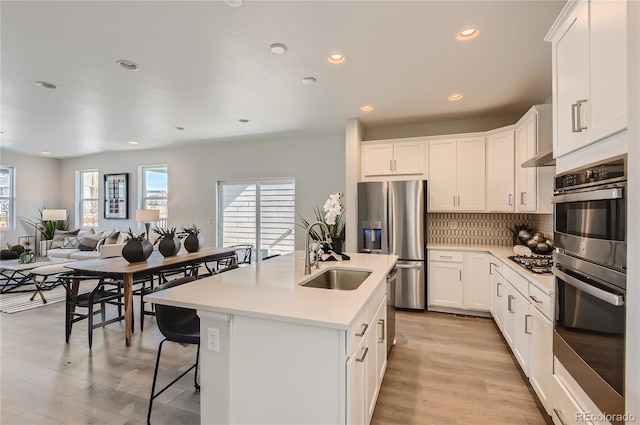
<box><xmin>116</xmin><ymin>60</ymin><xmax>139</xmax><ymax>71</ymax></box>
<box><xmin>239</xmin><ymin>119</ymin><xmax>250</xmax><ymax>123</ymax></box>
<box><xmin>128</xmin><ymin>141</ymin><xmax>138</xmax><ymax>145</ymax></box>
<box><xmin>456</xmin><ymin>28</ymin><xmax>479</xmax><ymax>40</ymax></box>
<box><xmin>224</xmin><ymin>0</ymin><xmax>243</xmax><ymax>6</ymax></box>
<box><xmin>175</xmin><ymin>126</ymin><xmax>185</xmax><ymax>130</ymax></box>
<box><xmin>270</xmin><ymin>43</ymin><xmax>287</xmax><ymax>54</ymax></box>
<box><xmin>328</xmin><ymin>54</ymin><xmax>346</xmax><ymax>64</ymax></box>
<box><xmin>36</xmin><ymin>81</ymin><xmax>57</xmax><ymax>89</ymax></box>
<box><xmin>448</xmin><ymin>93</ymin><xmax>464</xmax><ymax>101</ymax></box>
<box><xmin>302</xmin><ymin>77</ymin><xmax>316</xmax><ymax>85</ymax></box>
<box><xmin>360</xmin><ymin>105</ymin><xmax>374</xmax><ymax>112</ymax></box>
<box><xmin>42</xmin><ymin>151</ymin><xmax>51</xmax><ymax>155</ymax></box>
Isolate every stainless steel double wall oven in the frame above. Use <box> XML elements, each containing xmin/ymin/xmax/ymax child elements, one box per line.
<box><xmin>552</xmin><ymin>155</ymin><xmax>627</xmax><ymax>419</ymax></box>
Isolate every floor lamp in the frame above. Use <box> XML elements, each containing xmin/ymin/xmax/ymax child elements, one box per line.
<box><xmin>136</xmin><ymin>209</ymin><xmax>160</xmax><ymax>240</ymax></box>
<box><xmin>42</xmin><ymin>209</ymin><xmax>67</xmax><ymax>256</ymax></box>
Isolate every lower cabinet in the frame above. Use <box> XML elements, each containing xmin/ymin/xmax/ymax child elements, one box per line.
<box><xmin>428</xmin><ymin>250</ymin><xmax>490</xmax><ymax>313</ymax></box>
<box><xmin>489</xmin><ymin>258</ymin><xmax>505</xmax><ymax>332</ymax></box>
<box><xmin>529</xmin><ymin>303</ymin><xmax>553</xmax><ymax>414</ymax></box>
<box><xmin>347</xmin><ymin>295</ymin><xmax>387</xmax><ymax>425</ymax></box>
<box><xmin>502</xmin><ymin>281</ymin><xmax>529</xmax><ymax>374</ymax></box>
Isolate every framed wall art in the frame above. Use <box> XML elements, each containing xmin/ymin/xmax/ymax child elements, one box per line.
<box><xmin>104</xmin><ymin>173</ymin><xmax>129</xmax><ymax>219</ymax></box>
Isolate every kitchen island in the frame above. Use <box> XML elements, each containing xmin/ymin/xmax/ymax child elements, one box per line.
<box><xmin>145</xmin><ymin>251</ymin><xmax>397</xmax><ymax>425</ymax></box>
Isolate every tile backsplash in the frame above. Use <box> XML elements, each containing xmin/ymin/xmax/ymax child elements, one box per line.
<box><xmin>428</xmin><ymin>213</ymin><xmax>553</xmax><ymax>246</ymax></box>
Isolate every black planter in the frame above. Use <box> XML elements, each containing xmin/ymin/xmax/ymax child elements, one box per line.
<box><xmin>184</xmin><ymin>234</ymin><xmax>204</xmax><ymax>253</ymax></box>
<box><xmin>158</xmin><ymin>236</ymin><xmax>181</xmax><ymax>257</ymax></box>
<box><xmin>122</xmin><ymin>239</ymin><xmax>153</xmax><ymax>263</ymax></box>
<box><xmin>330</xmin><ymin>238</ymin><xmax>344</xmax><ymax>254</ymax></box>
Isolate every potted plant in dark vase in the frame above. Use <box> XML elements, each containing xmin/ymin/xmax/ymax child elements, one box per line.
<box><xmin>181</xmin><ymin>224</ymin><xmax>204</xmax><ymax>253</ymax></box>
<box><xmin>122</xmin><ymin>228</ymin><xmax>153</xmax><ymax>263</ymax></box>
<box><xmin>153</xmin><ymin>226</ymin><xmax>183</xmax><ymax>257</ymax></box>
<box><xmin>297</xmin><ymin>193</ymin><xmax>346</xmax><ymax>254</ymax></box>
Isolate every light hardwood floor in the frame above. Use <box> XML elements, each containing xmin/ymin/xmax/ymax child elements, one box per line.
<box><xmin>1</xmin><ymin>298</ymin><xmax>551</xmax><ymax>425</ymax></box>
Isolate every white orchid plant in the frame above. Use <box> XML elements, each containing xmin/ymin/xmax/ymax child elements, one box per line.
<box><xmin>297</xmin><ymin>192</ymin><xmax>346</xmax><ymax>242</ymax></box>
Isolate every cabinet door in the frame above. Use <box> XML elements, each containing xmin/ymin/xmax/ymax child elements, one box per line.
<box><xmin>529</xmin><ymin>306</ymin><xmax>552</xmax><ymax>415</ymax></box>
<box><xmin>513</xmin><ymin>289</ymin><xmax>530</xmax><ymax>376</ymax></box>
<box><xmin>346</xmin><ymin>347</ymin><xmax>366</xmax><ymax>425</ymax></box>
<box><xmin>456</xmin><ymin>137</ymin><xmax>486</xmax><ymax>211</ymax></box>
<box><xmin>463</xmin><ymin>252</ymin><xmax>491</xmax><ymax>311</ymax></box>
<box><xmin>374</xmin><ymin>299</ymin><xmax>388</xmax><ymax>385</ymax></box>
<box><xmin>363</xmin><ymin>322</ymin><xmax>377</xmax><ymax>423</ymax></box>
<box><xmin>552</xmin><ymin>0</ymin><xmax>590</xmax><ymax>157</ymax></box>
<box><xmin>502</xmin><ymin>284</ymin><xmax>517</xmax><ymax>349</ymax></box>
<box><xmin>393</xmin><ymin>142</ymin><xmax>424</xmax><ymax>175</ymax></box>
<box><xmin>362</xmin><ymin>144</ymin><xmax>394</xmax><ymax>176</ymax></box>
<box><xmin>486</xmin><ymin>131</ymin><xmax>515</xmax><ymax>211</ymax></box>
<box><xmin>589</xmin><ymin>0</ymin><xmax>627</xmax><ymax>142</ymax></box>
<box><xmin>428</xmin><ymin>261</ymin><xmax>463</xmax><ymax>308</ymax></box>
<box><xmin>516</xmin><ymin>114</ymin><xmax>537</xmax><ymax>212</ymax></box>
<box><xmin>428</xmin><ymin>138</ymin><xmax>457</xmax><ymax>211</ymax></box>
<box><xmin>491</xmin><ymin>269</ymin><xmax>505</xmax><ymax>332</ymax></box>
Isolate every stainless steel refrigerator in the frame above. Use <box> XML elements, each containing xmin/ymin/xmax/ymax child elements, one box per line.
<box><xmin>357</xmin><ymin>180</ymin><xmax>426</xmax><ymax>310</ymax></box>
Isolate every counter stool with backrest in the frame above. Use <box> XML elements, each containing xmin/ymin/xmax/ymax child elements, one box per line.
<box><xmin>56</xmin><ymin>272</ymin><xmax>128</xmax><ymax>349</ymax></box>
<box><xmin>147</xmin><ymin>275</ymin><xmax>199</xmax><ymax>425</ymax></box>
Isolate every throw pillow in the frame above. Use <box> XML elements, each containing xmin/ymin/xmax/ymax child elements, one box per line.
<box><xmin>78</xmin><ymin>228</ymin><xmax>96</xmax><ymax>238</ymax></box>
<box><xmin>78</xmin><ymin>231</ymin><xmax>105</xmax><ymax>251</ymax></box>
<box><xmin>62</xmin><ymin>236</ymin><xmax>80</xmax><ymax>249</ymax></box>
<box><xmin>104</xmin><ymin>230</ymin><xmax>120</xmax><ymax>245</ymax></box>
<box><xmin>51</xmin><ymin>229</ymin><xmax>80</xmax><ymax>249</ymax></box>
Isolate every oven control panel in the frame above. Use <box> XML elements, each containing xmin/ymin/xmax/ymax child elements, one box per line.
<box><xmin>555</xmin><ymin>157</ymin><xmax>626</xmax><ymax>191</ymax></box>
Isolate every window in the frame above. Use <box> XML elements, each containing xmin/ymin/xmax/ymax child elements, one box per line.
<box><xmin>78</xmin><ymin>169</ymin><xmax>99</xmax><ymax>228</ymax></box>
<box><xmin>141</xmin><ymin>165</ymin><xmax>168</xmax><ymax>227</ymax></box>
<box><xmin>0</xmin><ymin>167</ymin><xmax>15</xmax><ymax>229</ymax></box>
<box><xmin>218</xmin><ymin>178</ymin><xmax>295</xmax><ymax>261</ymax></box>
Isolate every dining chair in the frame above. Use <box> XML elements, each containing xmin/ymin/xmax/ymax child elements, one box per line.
<box><xmin>56</xmin><ymin>273</ymin><xmax>128</xmax><ymax>349</ymax></box>
<box><xmin>214</xmin><ymin>244</ymin><xmax>253</xmax><ymax>272</ymax></box>
<box><xmin>147</xmin><ymin>276</ymin><xmax>199</xmax><ymax>425</ymax></box>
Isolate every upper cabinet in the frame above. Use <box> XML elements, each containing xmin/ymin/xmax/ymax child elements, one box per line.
<box><xmin>429</xmin><ymin>137</ymin><xmax>485</xmax><ymax>211</ymax></box>
<box><xmin>486</xmin><ymin>130</ymin><xmax>515</xmax><ymax>212</ymax></box>
<box><xmin>361</xmin><ymin>140</ymin><xmax>425</xmax><ymax>177</ymax></box>
<box><xmin>546</xmin><ymin>0</ymin><xmax>627</xmax><ymax>158</ymax></box>
<box><xmin>515</xmin><ymin>105</ymin><xmax>554</xmax><ymax>214</ymax></box>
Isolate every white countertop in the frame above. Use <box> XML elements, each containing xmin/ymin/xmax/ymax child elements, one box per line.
<box><xmin>427</xmin><ymin>243</ymin><xmax>555</xmax><ymax>294</ymax></box>
<box><xmin>145</xmin><ymin>251</ymin><xmax>398</xmax><ymax>330</ymax></box>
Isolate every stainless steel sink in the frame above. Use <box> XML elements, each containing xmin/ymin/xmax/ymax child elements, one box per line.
<box><xmin>301</xmin><ymin>269</ymin><xmax>371</xmax><ymax>291</ymax></box>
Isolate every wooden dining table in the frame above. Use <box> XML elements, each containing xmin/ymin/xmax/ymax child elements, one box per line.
<box><xmin>64</xmin><ymin>246</ymin><xmax>238</xmax><ymax>346</ymax></box>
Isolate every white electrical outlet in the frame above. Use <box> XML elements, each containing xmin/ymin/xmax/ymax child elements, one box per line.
<box><xmin>207</xmin><ymin>327</ymin><xmax>220</xmax><ymax>352</ymax></box>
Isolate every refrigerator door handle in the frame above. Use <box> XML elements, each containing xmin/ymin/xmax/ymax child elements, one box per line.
<box><xmin>396</xmin><ymin>263</ymin><xmax>422</xmax><ymax>269</ymax></box>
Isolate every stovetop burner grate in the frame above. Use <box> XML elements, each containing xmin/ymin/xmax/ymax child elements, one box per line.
<box><xmin>507</xmin><ymin>254</ymin><xmax>554</xmax><ymax>274</ymax></box>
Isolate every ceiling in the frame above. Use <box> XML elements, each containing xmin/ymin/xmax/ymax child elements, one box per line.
<box><xmin>0</xmin><ymin>0</ymin><xmax>566</xmax><ymax>158</ymax></box>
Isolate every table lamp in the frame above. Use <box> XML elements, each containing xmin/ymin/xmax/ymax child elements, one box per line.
<box><xmin>41</xmin><ymin>209</ymin><xmax>67</xmax><ymax>256</ymax></box>
<box><xmin>136</xmin><ymin>209</ymin><xmax>160</xmax><ymax>240</ymax></box>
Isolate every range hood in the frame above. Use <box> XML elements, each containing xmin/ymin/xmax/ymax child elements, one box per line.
<box><xmin>521</xmin><ymin>145</ymin><xmax>556</xmax><ymax>168</ymax></box>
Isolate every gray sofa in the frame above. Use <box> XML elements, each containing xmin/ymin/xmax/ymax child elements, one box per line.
<box><xmin>45</xmin><ymin>229</ymin><xmax>127</xmax><ymax>260</ymax></box>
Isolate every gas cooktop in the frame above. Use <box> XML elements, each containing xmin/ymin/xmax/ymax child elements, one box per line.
<box><xmin>508</xmin><ymin>254</ymin><xmax>554</xmax><ymax>274</ymax></box>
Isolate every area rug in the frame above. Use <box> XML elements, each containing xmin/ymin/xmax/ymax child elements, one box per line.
<box><xmin>0</xmin><ymin>281</ymin><xmax>95</xmax><ymax>314</ymax></box>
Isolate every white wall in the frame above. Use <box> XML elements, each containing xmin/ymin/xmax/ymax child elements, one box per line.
<box><xmin>58</xmin><ymin>132</ymin><xmax>345</xmax><ymax>250</ymax></box>
<box><xmin>0</xmin><ymin>150</ymin><xmax>61</xmax><ymax>247</ymax></box>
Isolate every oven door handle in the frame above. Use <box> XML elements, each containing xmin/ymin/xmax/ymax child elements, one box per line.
<box><xmin>553</xmin><ymin>266</ymin><xmax>624</xmax><ymax>306</ymax></box>
<box><xmin>551</xmin><ymin>187</ymin><xmax>623</xmax><ymax>203</ymax></box>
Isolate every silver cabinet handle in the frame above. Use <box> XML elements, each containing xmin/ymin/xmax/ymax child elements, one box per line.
<box><xmin>525</xmin><ymin>314</ymin><xmax>532</xmax><ymax>335</ymax></box>
<box><xmin>393</xmin><ymin>159</ymin><xmax>397</xmax><ymax>171</ymax></box>
<box><xmin>529</xmin><ymin>295</ymin><xmax>543</xmax><ymax>304</ymax></box>
<box><xmin>554</xmin><ymin>409</ymin><xmax>569</xmax><ymax>425</ymax></box>
<box><xmin>571</xmin><ymin>103</ymin><xmax>579</xmax><ymax>133</ymax></box>
<box><xmin>355</xmin><ymin>323</ymin><xmax>368</xmax><ymax>337</ymax></box>
<box><xmin>507</xmin><ymin>295</ymin><xmax>514</xmax><ymax>313</ymax></box>
<box><xmin>378</xmin><ymin>319</ymin><xmax>385</xmax><ymax>343</ymax></box>
<box><xmin>508</xmin><ymin>194</ymin><xmax>512</xmax><ymax>206</ymax></box>
<box><xmin>389</xmin><ymin>160</ymin><xmax>393</xmax><ymax>172</ymax></box>
<box><xmin>356</xmin><ymin>346</ymin><xmax>369</xmax><ymax>362</ymax></box>
<box><xmin>497</xmin><ymin>282</ymin><xmax>502</xmax><ymax>297</ymax></box>
<box><xmin>520</xmin><ymin>191</ymin><xmax>526</xmax><ymax>206</ymax></box>
<box><xmin>576</xmin><ymin>99</ymin><xmax>588</xmax><ymax>131</ymax></box>
<box><xmin>459</xmin><ymin>269</ymin><xmax>462</xmax><ymax>281</ymax></box>
<box><xmin>439</xmin><ymin>255</ymin><xmax>453</xmax><ymax>259</ymax></box>
<box><xmin>489</xmin><ymin>262</ymin><xmax>499</xmax><ymax>275</ymax></box>
<box><xmin>453</xmin><ymin>195</ymin><xmax>456</xmax><ymax>207</ymax></box>
<box><xmin>457</xmin><ymin>195</ymin><xmax>460</xmax><ymax>207</ymax></box>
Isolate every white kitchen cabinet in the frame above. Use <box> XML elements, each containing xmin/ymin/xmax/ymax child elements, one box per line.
<box><xmin>515</xmin><ymin>105</ymin><xmax>554</xmax><ymax>213</ymax></box>
<box><xmin>429</xmin><ymin>137</ymin><xmax>485</xmax><ymax>211</ymax></box>
<box><xmin>428</xmin><ymin>259</ymin><xmax>463</xmax><ymax>309</ymax></box>
<box><xmin>489</xmin><ymin>258</ymin><xmax>505</xmax><ymax>332</ymax></box>
<box><xmin>502</xmin><ymin>280</ymin><xmax>529</xmax><ymax>375</ymax></box>
<box><xmin>486</xmin><ymin>130</ymin><xmax>515</xmax><ymax>211</ymax></box>
<box><xmin>374</xmin><ymin>299</ymin><xmax>388</xmax><ymax>385</ymax></box>
<box><xmin>463</xmin><ymin>252</ymin><xmax>491</xmax><ymax>311</ymax></box>
<box><xmin>362</xmin><ymin>140</ymin><xmax>424</xmax><ymax>177</ymax></box>
<box><xmin>546</xmin><ymin>0</ymin><xmax>627</xmax><ymax>158</ymax></box>
<box><xmin>529</xmin><ymin>299</ymin><xmax>553</xmax><ymax>415</ymax></box>
<box><xmin>346</xmin><ymin>346</ymin><xmax>366</xmax><ymax>425</ymax></box>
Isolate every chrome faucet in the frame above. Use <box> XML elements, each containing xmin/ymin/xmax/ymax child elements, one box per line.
<box><xmin>304</xmin><ymin>221</ymin><xmax>332</xmax><ymax>275</ymax></box>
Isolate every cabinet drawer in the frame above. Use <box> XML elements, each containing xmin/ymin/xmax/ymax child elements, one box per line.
<box><xmin>529</xmin><ymin>283</ymin><xmax>552</xmax><ymax>320</ymax></box>
<box><xmin>489</xmin><ymin>258</ymin><xmax>503</xmax><ymax>276</ymax></box>
<box><xmin>347</xmin><ymin>288</ymin><xmax>385</xmax><ymax>355</ymax></box>
<box><xmin>551</xmin><ymin>375</ymin><xmax>594</xmax><ymax>425</ymax></box>
<box><xmin>503</xmin><ymin>265</ymin><xmax>528</xmax><ymax>297</ymax></box>
<box><xmin>429</xmin><ymin>250</ymin><xmax>463</xmax><ymax>262</ymax></box>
